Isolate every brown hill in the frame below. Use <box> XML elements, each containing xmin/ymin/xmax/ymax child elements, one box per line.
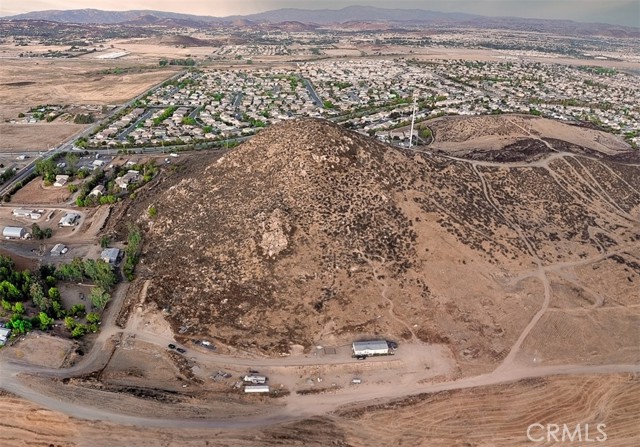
<box><xmin>118</xmin><ymin>117</ymin><xmax>639</xmax><ymax>373</ymax></box>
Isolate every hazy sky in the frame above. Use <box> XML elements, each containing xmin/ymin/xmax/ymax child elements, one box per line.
<box><xmin>1</xmin><ymin>1</ymin><xmax>638</xmax><ymax>27</ymax></box>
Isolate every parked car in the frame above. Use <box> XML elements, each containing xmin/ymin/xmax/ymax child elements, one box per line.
<box><xmin>167</xmin><ymin>343</ymin><xmax>176</xmax><ymax>349</ymax></box>
<box><xmin>388</xmin><ymin>341</ymin><xmax>398</xmax><ymax>351</ymax></box>
<box><xmin>176</xmin><ymin>347</ymin><xmax>186</xmax><ymax>354</ymax></box>
<box><xmin>356</xmin><ymin>355</ymin><xmax>367</xmax><ymax>360</ymax></box>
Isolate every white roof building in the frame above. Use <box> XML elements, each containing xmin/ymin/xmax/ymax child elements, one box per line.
<box><xmin>50</xmin><ymin>243</ymin><xmax>67</xmax><ymax>256</ymax></box>
<box><xmin>0</xmin><ymin>327</ymin><xmax>11</xmax><ymax>345</ymax></box>
<box><xmin>244</xmin><ymin>385</ymin><xmax>270</xmax><ymax>393</ymax></box>
<box><xmin>352</xmin><ymin>340</ymin><xmax>390</xmax><ymax>357</ymax></box>
<box><xmin>2</xmin><ymin>226</ymin><xmax>27</xmax><ymax>239</ymax></box>
<box><xmin>54</xmin><ymin>175</ymin><xmax>70</xmax><ymax>187</ymax></box>
<box><xmin>101</xmin><ymin>247</ymin><xmax>121</xmax><ymax>265</ymax></box>
<box><xmin>59</xmin><ymin>213</ymin><xmax>80</xmax><ymax>227</ymax></box>
<box><xmin>89</xmin><ymin>185</ymin><xmax>105</xmax><ymax>197</ymax></box>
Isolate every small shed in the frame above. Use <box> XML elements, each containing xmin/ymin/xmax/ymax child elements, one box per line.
<box><xmin>101</xmin><ymin>248</ymin><xmax>121</xmax><ymax>265</ymax></box>
<box><xmin>244</xmin><ymin>385</ymin><xmax>270</xmax><ymax>393</ymax></box>
<box><xmin>2</xmin><ymin>226</ymin><xmax>26</xmax><ymax>239</ymax></box>
<box><xmin>352</xmin><ymin>340</ymin><xmax>390</xmax><ymax>357</ymax></box>
<box><xmin>50</xmin><ymin>243</ymin><xmax>67</xmax><ymax>256</ymax></box>
<box><xmin>54</xmin><ymin>175</ymin><xmax>70</xmax><ymax>187</ymax></box>
<box><xmin>0</xmin><ymin>327</ymin><xmax>11</xmax><ymax>345</ymax></box>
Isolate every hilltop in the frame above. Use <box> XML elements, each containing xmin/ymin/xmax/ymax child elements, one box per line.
<box><xmin>113</xmin><ymin>117</ymin><xmax>639</xmax><ymax>374</ymax></box>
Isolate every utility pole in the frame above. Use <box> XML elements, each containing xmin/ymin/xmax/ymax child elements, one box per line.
<box><xmin>409</xmin><ymin>91</ymin><xmax>417</xmax><ymax>148</ymax></box>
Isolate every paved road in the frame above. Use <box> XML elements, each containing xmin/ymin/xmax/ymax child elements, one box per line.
<box><xmin>303</xmin><ymin>77</ymin><xmax>323</xmax><ymax>107</ymax></box>
<box><xmin>0</xmin><ymin>71</ymin><xmax>186</xmax><ymax>197</ymax></box>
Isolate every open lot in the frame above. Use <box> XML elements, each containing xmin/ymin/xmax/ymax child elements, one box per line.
<box><xmin>9</xmin><ymin>178</ymin><xmax>72</xmax><ymax>204</ymax></box>
<box><xmin>0</xmin><ymin>123</ymin><xmax>85</xmax><ymax>152</ymax></box>
<box><xmin>0</xmin><ymin>58</ymin><xmax>178</xmax><ymax>106</ymax></box>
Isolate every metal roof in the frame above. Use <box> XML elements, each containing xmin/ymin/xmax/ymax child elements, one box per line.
<box><xmin>101</xmin><ymin>248</ymin><xmax>120</xmax><ymax>263</ymax></box>
<box><xmin>352</xmin><ymin>340</ymin><xmax>389</xmax><ymax>351</ymax></box>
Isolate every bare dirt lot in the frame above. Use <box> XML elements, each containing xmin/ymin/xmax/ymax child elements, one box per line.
<box><xmin>0</xmin><ymin>58</ymin><xmax>178</xmax><ymax>106</ymax></box>
<box><xmin>10</xmin><ymin>177</ymin><xmax>72</xmax><ymax>204</ymax></box>
<box><xmin>427</xmin><ymin>114</ymin><xmax>631</xmax><ymax>155</ymax></box>
<box><xmin>0</xmin><ymin>123</ymin><xmax>85</xmax><ymax>152</ymax></box>
<box><xmin>0</xmin><ymin>373</ymin><xmax>637</xmax><ymax>446</ymax></box>
<box><xmin>1</xmin><ymin>333</ymin><xmax>74</xmax><ymax>368</ymax></box>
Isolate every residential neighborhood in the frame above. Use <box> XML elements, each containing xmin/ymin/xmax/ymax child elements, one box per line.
<box><xmin>86</xmin><ymin>59</ymin><xmax>640</xmax><ymax>149</ymax></box>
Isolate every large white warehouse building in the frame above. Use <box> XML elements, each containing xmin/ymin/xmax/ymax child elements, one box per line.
<box><xmin>2</xmin><ymin>226</ymin><xmax>27</xmax><ymax>239</ymax></box>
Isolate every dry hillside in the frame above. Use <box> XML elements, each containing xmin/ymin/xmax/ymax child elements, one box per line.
<box><xmin>115</xmin><ymin>117</ymin><xmax>640</xmax><ymax>373</ymax></box>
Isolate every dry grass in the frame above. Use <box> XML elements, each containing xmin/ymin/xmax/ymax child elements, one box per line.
<box><xmin>0</xmin><ymin>58</ymin><xmax>178</xmax><ymax>105</ymax></box>
<box><xmin>337</xmin><ymin>374</ymin><xmax>640</xmax><ymax>447</ymax></box>
<box><xmin>10</xmin><ymin>177</ymin><xmax>71</xmax><ymax>204</ymax></box>
<box><xmin>0</xmin><ymin>374</ymin><xmax>637</xmax><ymax>446</ymax></box>
<box><xmin>0</xmin><ymin>123</ymin><xmax>85</xmax><ymax>151</ymax></box>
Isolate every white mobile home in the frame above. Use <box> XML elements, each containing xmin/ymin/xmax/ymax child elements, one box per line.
<box><xmin>243</xmin><ymin>375</ymin><xmax>267</xmax><ymax>384</ymax></box>
<box><xmin>244</xmin><ymin>385</ymin><xmax>270</xmax><ymax>393</ymax></box>
<box><xmin>352</xmin><ymin>340</ymin><xmax>390</xmax><ymax>357</ymax></box>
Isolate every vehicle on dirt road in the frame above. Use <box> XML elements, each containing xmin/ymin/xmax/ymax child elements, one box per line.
<box><xmin>168</xmin><ymin>344</ymin><xmax>176</xmax><ymax>349</ymax></box>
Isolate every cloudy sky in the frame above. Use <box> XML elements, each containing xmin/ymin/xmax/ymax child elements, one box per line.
<box><xmin>1</xmin><ymin>1</ymin><xmax>638</xmax><ymax>27</ymax></box>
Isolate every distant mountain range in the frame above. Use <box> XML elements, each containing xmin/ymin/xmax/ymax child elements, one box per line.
<box><xmin>4</xmin><ymin>6</ymin><xmax>479</xmax><ymax>25</ymax></box>
<box><xmin>3</xmin><ymin>6</ymin><xmax>638</xmax><ymax>36</ymax></box>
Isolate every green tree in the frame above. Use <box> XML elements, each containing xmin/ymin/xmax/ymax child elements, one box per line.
<box><xmin>83</xmin><ymin>260</ymin><xmax>116</xmax><ymax>291</ymax></box>
<box><xmin>69</xmin><ymin>303</ymin><xmax>85</xmax><ymax>317</ymax></box>
<box><xmin>48</xmin><ymin>287</ymin><xmax>61</xmax><ymax>302</ymax></box>
<box><xmin>35</xmin><ymin>158</ymin><xmax>56</xmax><ymax>178</ymax></box>
<box><xmin>71</xmin><ymin>324</ymin><xmax>87</xmax><ymax>338</ymax></box>
<box><xmin>65</xmin><ymin>153</ymin><xmax>79</xmax><ymax>172</ymax></box>
<box><xmin>0</xmin><ymin>280</ymin><xmax>21</xmax><ymax>302</ymax></box>
<box><xmin>9</xmin><ymin>314</ymin><xmax>32</xmax><ymax>334</ymax></box>
<box><xmin>52</xmin><ymin>300</ymin><xmax>65</xmax><ymax>319</ymax></box>
<box><xmin>64</xmin><ymin>316</ymin><xmax>76</xmax><ymax>330</ymax></box>
<box><xmin>30</xmin><ymin>282</ymin><xmax>49</xmax><ymax>311</ymax></box>
<box><xmin>86</xmin><ymin>312</ymin><xmax>101</xmax><ymax>324</ymax></box>
<box><xmin>148</xmin><ymin>206</ymin><xmax>157</xmax><ymax>218</ymax></box>
<box><xmin>12</xmin><ymin>302</ymin><xmax>25</xmax><ymax>314</ymax></box>
<box><xmin>38</xmin><ymin>311</ymin><xmax>54</xmax><ymax>330</ymax></box>
<box><xmin>100</xmin><ymin>235</ymin><xmax>111</xmax><ymax>249</ymax></box>
<box><xmin>89</xmin><ymin>287</ymin><xmax>110</xmax><ymax>311</ymax></box>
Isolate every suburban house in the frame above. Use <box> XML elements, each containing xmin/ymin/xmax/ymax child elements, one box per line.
<box><xmin>89</xmin><ymin>185</ymin><xmax>105</xmax><ymax>197</ymax></box>
<box><xmin>115</xmin><ymin>170</ymin><xmax>140</xmax><ymax>190</ymax></box>
<box><xmin>54</xmin><ymin>175</ymin><xmax>70</xmax><ymax>187</ymax></box>
<box><xmin>58</xmin><ymin>212</ymin><xmax>80</xmax><ymax>227</ymax></box>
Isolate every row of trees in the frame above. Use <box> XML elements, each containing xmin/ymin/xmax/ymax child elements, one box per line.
<box><xmin>55</xmin><ymin>258</ymin><xmax>117</xmax><ymax>297</ymax></box>
<box><xmin>123</xmin><ymin>226</ymin><xmax>142</xmax><ymax>281</ymax></box>
<box><xmin>31</xmin><ymin>223</ymin><xmax>52</xmax><ymax>240</ymax></box>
